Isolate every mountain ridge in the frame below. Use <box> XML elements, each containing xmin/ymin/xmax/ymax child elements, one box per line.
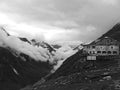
<box><xmin>99</xmin><ymin>23</ymin><xmax>120</xmax><ymax>41</ymax></box>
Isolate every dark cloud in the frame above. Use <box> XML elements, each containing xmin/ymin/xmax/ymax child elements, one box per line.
<box><xmin>0</xmin><ymin>0</ymin><xmax>120</xmax><ymax>42</ymax></box>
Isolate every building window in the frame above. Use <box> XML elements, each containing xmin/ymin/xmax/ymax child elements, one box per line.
<box><xmin>111</xmin><ymin>46</ymin><xmax>113</xmax><ymax>49</ymax></box>
<box><xmin>89</xmin><ymin>51</ymin><xmax>92</xmax><ymax>54</ymax></box>
<box><xmin>108</xmin><ymin>51</ymin><xmax>111</xmax><ymax>54</ymax></box>
<box><xmin>113</xmin><ymin>51</ymin><xmax>117</xmax><ymax>54</ymax></box>
<box><xmin>102</xmin><ymin>51</ymin><xmax>106</xmax><ymax>54</ymax></box>
<box><xmin>93</xmin><ymin>51</ymin><xmax>95</xmax><ymax>54</ymax></box>
<box><xmin>107</xmin><ymin>40</ymin><xmax>110</xmax><ymax>43</ymax></box>
<box><xmin>92</xmin><ymin>46</ymin><xmax>95</xmax><ymax>48</ymax></box>
<box><xmin>87</xmin><ymin>46</ymin><xmax>89</xmax><ymax>48</ymax></box>
<box><xmin>97</xmin><ymin>51</ymin><xmax>101</xmax><ymax>54</ymax></box>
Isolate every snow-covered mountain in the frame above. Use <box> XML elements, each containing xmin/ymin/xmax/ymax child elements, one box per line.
<box><xmin>0</xmin><ymin>27</ymin><xmax>75</xmax><ymax>64</ymax></box>
<box><xmin>0</xmin><ymin>27</ymin><xmax>55</xmax><ymax>90</ymax></box>
<box><xmin>30</xmin><ymin>39</ymin><xmax>80</xmax><ymax>72</ymax></box>
<box><xmin>31</xmin><ymin>39</ymin><xmax>56</xmax><ymax>53</ymax></box>
<box><xmin>0</xmin><ymin>28</ymin><xmax>54</xmax><ymax>63</ymax></box>
<box><xmin>51</xmin><ymin>41</ymin><xmax>82</xmax><ymax>60</ymax></box>
<box><xmin>0</xmin><ymin>27</ymin><xmax>80</xmax><ymax>90</ymax></box>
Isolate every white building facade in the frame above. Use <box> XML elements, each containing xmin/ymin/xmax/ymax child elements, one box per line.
<box><xmin>83</xmin><ymin>37</ymin><xmax>120</xmax><ymax>60</ymax></box>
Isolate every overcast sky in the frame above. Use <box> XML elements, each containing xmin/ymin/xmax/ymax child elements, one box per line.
<box><xmin>0</xmin><ymin>0</ymin><xmax>120</xmax><ymax>43</ymax></box>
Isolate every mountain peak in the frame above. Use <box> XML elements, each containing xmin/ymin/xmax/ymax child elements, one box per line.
<box><xmin>114</xmin><ymin>22</ymin><xmax>120</xmax><ymax>26</ymax></box>
<box><xmin>0</xmin><ymin>27</ymin><xmax>10</xmax><ymax>36</ymax></box>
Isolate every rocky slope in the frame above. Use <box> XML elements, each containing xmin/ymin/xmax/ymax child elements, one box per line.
<box><xmin>23</xmin><ymin>50</ymin><xmax>120</xmax><ymax>90</ymax></box>
<box><xmin>0</xmin><ymin>47</ymin><xmax>52</xmax><ymax>90</ymax></box>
